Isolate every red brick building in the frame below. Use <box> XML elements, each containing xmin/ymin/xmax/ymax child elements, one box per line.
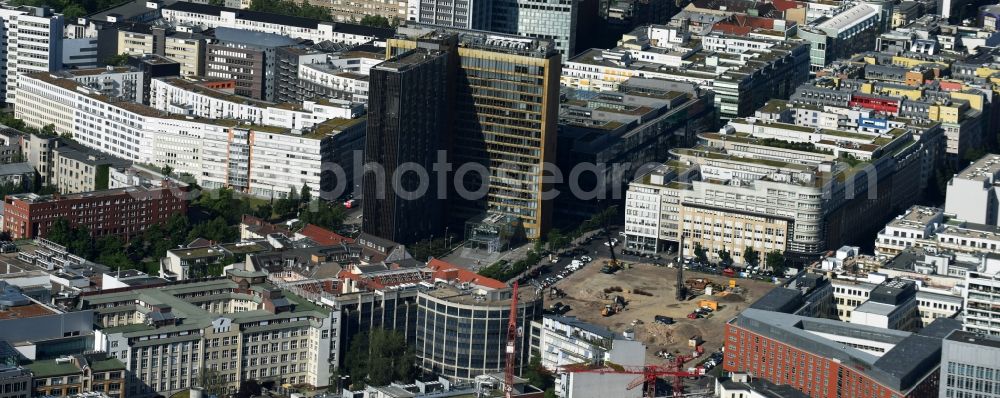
<box><xmin>3</xmin><ymin>183</ymin><xmax>188</xmax><ymax>241</ymax></box>
<box><xmin>724</xmin><ymin>308</ymin><xmax>956</xmax><ymax>398</ymax></box>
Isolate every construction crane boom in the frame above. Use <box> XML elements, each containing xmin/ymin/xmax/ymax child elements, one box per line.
<box><xmin>504</xmin><ymin>282</ymin><xmax>519</xmax><ymax>398</ymax></box>
<box><xmin>564</xmin><ymin>356</ymin><xmax>700</xmax><ymax>397</ymax></box>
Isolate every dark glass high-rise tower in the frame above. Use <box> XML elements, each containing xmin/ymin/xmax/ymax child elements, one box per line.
<box><xmin>383</xmin><ymin>24</ymin><xmax>561</xmax><ymax>241</ymax></box>
<box><xmin>362</xmin><ymin>48</ymin><xmax>451</xmax><ymax>244</ymax></box>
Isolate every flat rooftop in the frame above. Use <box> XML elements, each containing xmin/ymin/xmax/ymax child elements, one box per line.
<box><xmin>83</xmin><ymin>272</ymin><xmax>329</xmax><ymax>337</ymax></box>
<box><xmin>887</xmin><ymin>206</ymin><xmax>942</xmax><ymax>229</ymax></box>
<box><xmin>544</xmin><ymin>315</ymin><xmax>615</xmax><ymax>339</ymax></box>
<box><xmin>946</xmin><ymin>330</ymin><xmax>1000</xmax><ymax>349</ymax></box>
<box><xmin>0</xmin><ymin>302</ymin><xmax>58</xmax><ymax>320</ymax></box>
<box><xmin>732</xmin><ymin>308</ymin><xmax>958</xmax><ymax>393</ymax></box>
<box><xmin>955</xmin><ymin>153</ymin><xmax>1000</xmax><ymax>183</ymax></box>
<box><xmin>853</xmin><ymin>300</ymin><xmax>897</xmax><ymax>316</ymax></box>
<box><xmin>422</xmin><ymin>284</ymin><xmax>538</xmax><ymax>307</ymax></box>
<box><xmin>377</xmin><ymin>48</ymin><xmax>444</xmax><ymax>72</ymax></box>
<box><xmin>8</xmin><ymin>184</ymin><xmax>175</xmax><ymax>204</ymax></box>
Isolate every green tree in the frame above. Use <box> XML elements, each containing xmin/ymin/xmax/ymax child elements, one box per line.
<box><xmin>61</xmin><ymin>3</ymin><xmax>86</xmax><ymax>19</ymax></box>
<box><xmin>194</xmin><ymin>187</ymin><xmax>251</xmax><ymax>224</ymax></box>
<box><xmin>95</xmin><ymin>237</ymin><xmax>132</xmax><ymax>269</ymax></box>
<box><xmin>236</xmin><ymin>380</ymin><xmax>262</xmax><ymax>398</ymax></box>
<box><xmin>103</xmin><ymin>53</ymin><xmax>130</xmax><ymax>67</ymax></box>
<box><xmin>343</xmin><ymin>329</ymin><xmax>415</xmax><ymax>388</ymax></box>
<box><xmin>523</xmin><ymin>352</ymin><xmax>555</xmax><ymax>391</ymax></box>
<box><xmin>35</xmin><ymin>185</ymin><xmax>59</xmax><ymax>195</ymax></box>
<box><xmin>743</xmin><ymin>246</ymin><xmax>759</xmax><ymax>267</ymax></box>
<box><xmin>45</xmin><ymin>218</ymin><xmax>74</xmax><ymax>247</ymax></box>
<box><xmin>249</xmin><ymin>0</ymin><xmax>333</xmax><ymax>20</ymax></box>
<box><xmin>693</xmin><ymin>243</ymin><xmax>708</xmax><ymax>264</ymax></box>
<box><xmin>717</xmin><ymin>249</ymin><xmax>732</xmax><ymax>266</ymax></box>
<box><xmin>407</xmin><ymin>236</ymin><xmax>449</xmax><ymax>262</ymax></box>
<box><xmin>254</xmin><ymin>202</ymin><xmax>273</xmax><ymax>220</ymax></box>
<box><xmin>187</xmin><ymin>216</ymin><xmax>236</xmax><ymax>243</ymax></box>
<box><xmin>196</xmin><ymin>367</ymin><xmax>226</xmax><ymax>397</ymax></box>
<box><xmin>46</xmin><ymin>219</ymin><xmax>94</xmax><ymax>258</ymax></box>
<box><xmin>766</xmin><ymin>250</ymin><xmax>787</xmax><ymax>276</ymax></box>
<box><xmin>273</xmin><ymin>198</ymin><xmax>296</xmax><ymax>220</ymax></box>
<box><xmin>161</xmin><ymin>165</ymin><xmax>173</xmax><ymax>178</ymax></box>
<box><xmin>0</xmin><ymin>113</ymin><xmax>25</xmax><ymax>130</ymax></box>
<box><xmin>39</xmin><ymin>124</ymin><xmax>56</xmax><ymax>137</ymax></box>
<box><xmin>359</xmin><ymin>14</ymin><xmax>391</xmax><ymax>28</ymax></box>
<box><xmin>298</xmin><ymin>201</ymin><xmax>347</xmax><ymax>230</ymax></box>
<box><xmin>546</xmin><ymin>228</ymin><xmax>570</xmax><ymax>253</ymax></box>
<box><xmin>300</xmin><ymin>183</ymin><xmax>312</xmax><ymax>204</ymax></box>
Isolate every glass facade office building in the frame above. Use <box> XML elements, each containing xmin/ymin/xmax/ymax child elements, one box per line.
<box><xmin>415</xmin><ymin>286</ymin><xmax>542</xmax><ymax>381</ymax></box>
<box><xmin>386</xmin><ymin>25</ymin><xmax>561</xmax><ymax>240</ymax></box>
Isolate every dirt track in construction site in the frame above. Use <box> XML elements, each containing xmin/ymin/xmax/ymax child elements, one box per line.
<box><xmin>551</xmin><ymin>262</ymin><xmax>779</xmax><ymax>365</ymax></box>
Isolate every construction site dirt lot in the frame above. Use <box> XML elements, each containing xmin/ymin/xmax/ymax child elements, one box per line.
<box><xmin>551</xmin><ymin>261</ymin><xmax>779</xmax><ymax>365</ymax></box>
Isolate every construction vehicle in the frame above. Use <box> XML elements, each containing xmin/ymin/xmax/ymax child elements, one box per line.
<box><xmin>602</xmin><ymin>295</ymin><xmax>626</xmax><ymax>316</ymax></box>
<box><xmin>697</xmin><ymin>299</ymin><xmax>718</xmax><ymax>311</ymax></box>
<box><xmin>601</xmin><ymin>259</ymin><xmax>623</xmax><ymax>274</ymax></box>
<box><xmin>602</xmin><ymin>304</ymin><xmax>616</xmax><ymax>316</ymax></box>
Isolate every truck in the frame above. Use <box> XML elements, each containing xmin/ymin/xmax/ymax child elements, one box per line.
<box><xmin>697</xmin><ymin>299</ymin><xmax>718</xmax><ymax>311</ymax></box>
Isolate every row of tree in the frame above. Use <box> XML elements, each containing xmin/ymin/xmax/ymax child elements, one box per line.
<box><xmin>692</xmin><ymin>243</ymin><xmax>787</xmax><ymax>276</ymax></box>
<box><xmin>545</xmin><ymin>206</ymin><xmax>618</xmax><ymax>253</ymax></box>
<box><xmin>42</xmin><ymin>184</ymin><xmax>349</xmax><ymax>274</ymax></box>
<box><xmin>342</xmin><ymin>329</ymin><xmax>415</xmax><ymax>389</ymax></box>
<box><xmin>479</xmin><ymin>206</ymin><xmax>620</xmax><ymax>281</ymax></box>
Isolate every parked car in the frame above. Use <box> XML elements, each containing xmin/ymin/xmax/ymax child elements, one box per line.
<box><xmin>654</xmin><ymin>315</ymin><xmax>675</xmax><ymax>325</ymax></box>
<box><xmin>0</xmin><ymin>243</ymin><xmax>16</xmax><ymax>253</ymax></box>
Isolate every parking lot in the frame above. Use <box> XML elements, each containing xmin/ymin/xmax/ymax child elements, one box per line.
<box><xmin>542</xmin><ymin>258</ymin><xmax>780</xmax><ymax>367</ymax></box>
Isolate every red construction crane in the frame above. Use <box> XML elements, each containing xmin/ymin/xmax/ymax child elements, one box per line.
<box><xmin>566</xmin><ymin>355</ymin><xmax>700</xmax><ymax>398</ymax></box>
<box><xmin>504</xmin><ymin>281</ymin><xmax>519</xmax><ymax>398</ymax></box>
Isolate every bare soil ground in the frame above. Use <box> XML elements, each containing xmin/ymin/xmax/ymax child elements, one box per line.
<box><xmin>550</xmin><ymin>260</ymin><xmax>779</xmax><ymax>366</ymax></box>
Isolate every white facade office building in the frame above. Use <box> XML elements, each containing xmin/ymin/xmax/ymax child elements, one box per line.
<box><xmin>15</xmin><ymin>71</ymin><xmax>366</xmax><ymax>199</ymax></box>
<box><xmin>938</xmin><ymin>330</ymin><xmax>1000</xmax><ymax>398</ymax></box>
<box><xmin>0</xmin><ymin>6</ymin><xmax>64</xmax><ymax>105</ymax></box>
<box><xmin>150</xmin><ymin>77</ymin><xmax>364</xmax><ymax>130</ymax></box>
<box><xmin>514</xmin><ymin>0</ymin><xmax>577</xmax><ymax>57</ymax></box>
<box><xmin>624</xmin><ymin>116</ymin><xmax>940</xmax><ymax>261</ymax></box>
<box><xmin>875</xmin><ymin>205</ymin><xmax>945</xmax><ymax>257</ymax></box>
<box><xmin>530</xmin><ymin>315</ymin><xmax>614</xmax><ymax>372</ymax></box>
<box><xmin>161</xmin><ymin>2</ymin><xmax>393</xmax><ymax>45</ymax></box>
<box><xmin>407</xmin><ymin>0</ymin><xmax>577</xmax><ymax>57</ymax></box>
<box><xmin>945</xmin><ymin>154</ymin><xmax>1000</xmax><ymax>226</ymax></box>
<box><xmin>965</xmin><ymin>261</ymin><xmax>1000</xmax><ymax>336</ymax></box>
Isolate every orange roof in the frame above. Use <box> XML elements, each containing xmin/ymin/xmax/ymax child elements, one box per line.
<box><xmin>711</xmin><ymin>14</ymin><xmax>786</xmax><ymax>36</ymax></box>
<box><xmin>0</xmin><ymin>302</ymin><xmax>58</xmax><ymax>320</ymax></box>
<box><xmin>426</xmin><ymin>258</ymin><xmax>506</xmax><ymax>289</ymax></box>
<box><xmin>772</xmin><ymin>0</ymin><xmax>805</xmax><ymax>12</ymax></box>
<box><xmin>299</xmin><ymin>224</ymin><xmax>353</xmax><ymax>246</ymax></box>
